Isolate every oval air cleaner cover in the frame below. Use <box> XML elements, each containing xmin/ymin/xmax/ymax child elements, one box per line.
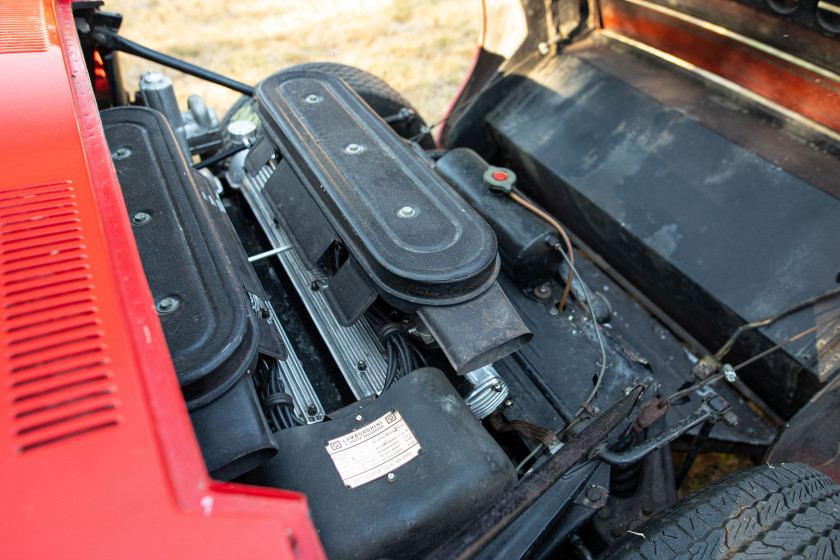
<box><xmin>254</xmin><ymin>71</ymin><xmax>500</xmax><ymax>324</ymax></box>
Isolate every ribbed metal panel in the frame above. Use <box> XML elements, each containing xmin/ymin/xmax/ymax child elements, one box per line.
<box><xmin>242</xmin><ymin>165</ymin><xmax>388</xmax><ymax>398</ymax></box>
<box><xmin>1</xmin><ymin>181</ymin><xmax>119</xmax><ymax>453</ymax></box>
<box><xmin>0</xmin><ymin>0</ymin><xmax>48</xmax><ymax>54</ymax></box>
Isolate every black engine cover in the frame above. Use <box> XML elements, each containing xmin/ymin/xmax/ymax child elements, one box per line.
<box><xmin>254</xmin><ymin>71</ymin><xmax>500</xmax><ymax>324</ymax></box>
<box><xmin>103</xmin><ymin>107</ymin><xmax>280</xmax><ymax>480</ymax></box>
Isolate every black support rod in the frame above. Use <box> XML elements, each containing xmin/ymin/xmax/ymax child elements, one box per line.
<box><xmin>94</xmin><ymin>28</ymin><xmax>255</xmax><ymax>96</ymax></box>
<box><xmin>594</xmin><ymin>406</ymin><xmax>713</xmax><ymax>467</ymax></box>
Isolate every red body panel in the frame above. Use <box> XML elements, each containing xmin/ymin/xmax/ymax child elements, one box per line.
<box><xmin>0</xmin><ymin>2</ymin><xmax>325</xmax><ymax>558</ymax></box>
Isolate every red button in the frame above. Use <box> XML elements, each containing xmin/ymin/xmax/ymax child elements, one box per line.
<box><xmin>492</xmin><ymin>171</ymin><xmax>508</xmax><ymax>181</ymax></box>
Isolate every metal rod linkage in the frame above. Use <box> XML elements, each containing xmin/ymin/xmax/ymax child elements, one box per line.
<box><xmin>94</xmin><ymin>28</ymin><xmax>255</xmax><ymax>96</ymax></box>
<box><xmin>248</xmin><ymin>245</ymin><xmax>293</xmax><ymax>263</ymax></box>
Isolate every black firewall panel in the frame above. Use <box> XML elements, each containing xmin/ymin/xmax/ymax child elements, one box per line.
<box><xmin>485</xmin><ymin>46</ymin><xmax>840</xmax><ymax>416</ymax></box>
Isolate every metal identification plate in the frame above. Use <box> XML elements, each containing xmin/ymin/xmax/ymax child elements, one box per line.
<box><xmin>325</xmin><ymin>410</ymin><xmax>421</xmax><ymax>489</ymax></box>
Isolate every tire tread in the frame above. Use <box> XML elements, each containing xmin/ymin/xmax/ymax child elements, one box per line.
<box><xmin>601</xmin><ymin>463</ymin><xmax>840</xmax><ymax>560</ymax></box>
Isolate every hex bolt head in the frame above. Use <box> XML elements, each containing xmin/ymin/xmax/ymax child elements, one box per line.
<box><xmin>344</xmin><ymin>143</ymin><xmax>365</xmax><ymax>154</ymax></box>
<box><xmin>132</xmin><ymin>212</ymin><xmax>150</xmax><ymax>225</ymax></box>
<box><xmin>307</xmin><ymin>404</ymin><xmax>318</xmax><ymax>416</ymax></box>
<box><xmin>386</xmin><ymin>472</ymin><xmax>397</xmax><ymax>483</ymax></box>
<box><xmin>534</xmin><ymin>284</ymin><xmax>552</xmax><ymax>299</ymax></box>
<box><xmin>357</xmin><ymin>360</ymin><xmax>367</xmax><ymax>371</ymax></box>
<box><xmin>354</xmin><ymin>414</ymin><xmax>364</xmax><ymax>424</ymax></box>
<box><xmin>548</xmin><ymin>306</ymin><xmax>559</xmax><ymax>316</ymax></box>
<box><xmin>723</xmin><ymin>410</ymin><xmax>739</xmax><ymax>426</ymax></box>
<box><xmin>722</xmin><ymin>363</ymin><xmax>737</xmax><ymax>383</ymax></box>
<box><xmin>156</xmin><ymin>296</ymin><xmax>179</xmax><ymax>314</ymax></box>
<box><xmin>586</xmin><ymin>485</ymin><xmax>602</xmax><ymax>502</ymax></box>
<box><xmin>304</xmin><ymin>94</ymin><xmax>323</xmax><ymax>104</ymax></box>
<box><xmin>397</xmin><ymin>206</ymin><xmax>417</xmax><ymax>219</ymax></box>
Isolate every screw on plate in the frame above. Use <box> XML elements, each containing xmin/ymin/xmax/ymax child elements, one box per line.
<box><xmin>397</xmin><ymin>206</ymin><xmax>417</xmax><ymax>219</ymax></box>
<box><xmin>307</xmin><ymin>404</ymin><xmax>318</xmax><ymax>416</ymax></box>
<box><xmin>113</xmin><ymin>147</ymin><xmax>132</xmax><ymax>160</ymax></box>
<box><xmin>132</xmin><ymin>212</ymin><xmax>150</xmax><ymax>225</ymax></box>
<box><xmin>344</xmin><ymin>143</ymin><xmax>365</xmax><ymax>154</ymax></box>
<box><xmin>586</xmin><ymin>485</ymin><xmax>602</xmax><ymax>502</ymax></box>
<box><xmin>548</xmin><ymin>306</ymin><xmax>559</xmax><ymax>316</ymax></box>
<box><xmin>504</xmin><ymin>398</ymin><xmax>514</xmax><ymax>407</ymax></box>
<box><xmin>305</xmin><ymin>94</ymin><xmax>323</xmax><ymax>104</ymax></box>
<box><xmin>354</xmin><ymin>414</ymin><xmax>364</xmax><ymax>424</ymax></box>
<box><xmin>491</xmin><ymin>382</ymin><xmax>503</xmax><ymax>393</ymax></box>
<box><xmin>156</xmin><ymin>296</ymin><xmax>179</xmax><ymax>314</ymax></box>
<box><xmin>357</xmin><ymin>360</ymin><xmax>367</xmax><ymax>371</ymax></box>
<box><xmin>386</xmin><ymin>472</ymin><xmax>397</xmax><ymax>483</ymax></box>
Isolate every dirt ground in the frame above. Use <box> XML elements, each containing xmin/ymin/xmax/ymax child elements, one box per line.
<box><xmin>106</xmin><ymin>0</ymin><xmax>478</xmax><ymax>126</ymax></box>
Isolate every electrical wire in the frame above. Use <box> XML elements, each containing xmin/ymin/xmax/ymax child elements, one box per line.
<box><xmin>503</xmin><ymin>190</ymin><xmax>606</xmax><ymax>416</ymax></box>
<box><xmin>559</xmin><ymin>254</ymin><xmax>609</xmax><ymax>417</ymax></box>
<box><xmin>663</xmin><ymin>313</ymin><xmax>840</xmax><ymax>405</ymax></box>
<box><xmin>515</xmin><ymin>442</ymin><xmax>548</xmax><ymax>473</ymax></box>
<box><xmin>714</xmin><ymin>286</ymin><xmax>840</xmax><ymax>361</ymax></box>
<box><xmin>256</xmin><ymin>357</ymin><xmax>302</xmax><ymax>430</ymax></box>
<box><xmin>410</xmin><ymin>48</ymin><xmax>547</xmax><ymax>144</ymax></box>
<box><xmin>514</xmin><ymin>416</ymin><xmax>591</xmax><ymax>473</ymax></box>
<box><xmin>732</xmin><ymin>318</ymin><xmax>834</xmax><ymax>372</ymax></box>
<box><xmin>508</xmin><ymin>190</ymin><xmax>575</xmax><ymax>311</ymax></box>
<box><xmin>366</xmin><ymin>306</ymin><xmax>426</xmax><ymax>393</ymax></box>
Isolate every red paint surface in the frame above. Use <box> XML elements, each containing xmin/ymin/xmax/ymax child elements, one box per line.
<box><xmin>600</xmin><ymin>0</ymin><xmax>840</xmax><ymax>133</ymax></box>
<box><xmin>0</xmin><ymin>2</ymin><xmax>325</xmax><ymax>558</ymax></box>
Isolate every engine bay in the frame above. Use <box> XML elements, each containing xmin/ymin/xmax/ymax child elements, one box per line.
<box><xmin>72</xmin><ymin>1</ymin><xmax>840</xmax><ymax>557</ymax></box>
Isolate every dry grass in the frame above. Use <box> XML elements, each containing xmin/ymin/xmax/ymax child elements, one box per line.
<box><xmin>674</xmin><ymin>452</ymin><xmax>756</xmax><ymax>498</ymax></box>
<box><xmin>106</xmin><ymin>0</ymin><xmax>478</xmax><ymax>125</ymax></box>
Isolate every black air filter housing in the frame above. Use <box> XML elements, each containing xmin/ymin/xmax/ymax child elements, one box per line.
<box><xmin>254</xmin><ymin>71</ymin><xmax>501</xmax><ymax>324</ymax></box>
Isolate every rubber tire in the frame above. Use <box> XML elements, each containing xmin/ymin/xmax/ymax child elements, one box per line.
<box><xmin>601</xmin><ymin>462</ymin><xmax>840</xmax><ymax>559</ymax></box>
<box><xmin>221</xmin><ymin>62</ymin><xmax>433</xmax><ymax>147</ymax></box>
